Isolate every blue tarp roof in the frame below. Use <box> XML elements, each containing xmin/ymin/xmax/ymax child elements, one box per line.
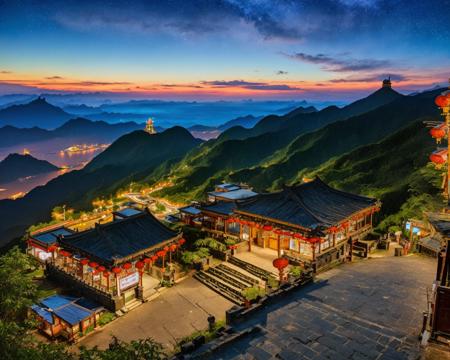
<box><xmin>115</xmin><ymin>207</ymin><xmax>142</xmax><ymax>217</ymax></box>
<box><xmin>53</xmin><ymin>303</ymin><xmax>92</xmax><ymax>325</ymax></box>
<box><xmin>41</xmin><ymin>294</ymin><xmax>77</xmax><ymax>309</ymax></box>
<box><xmin>75</xmin><ymin>297</ymin><xmax>103</xmax><ymax>312</ymax></box>
<box><xmin>33</xmin><ymin>294</ymin><xmax>103</xmax><ymax>326</ymax></box>
<box><xmin>32</xmin><ymin>227</ymin><xmax>74</xmax><ymax>244</ymax></box>
<box><xmin>179</xmin><ymin>206</ymin><xmax>201</xmax><ymax>215</ymax></box>
<box><xmin>209</xmin><ymin>189</ymin><xmax>258</xmax><ymax>201</ymax></box>
<box><xmin>216</xmin><ymin>183</ymin><xmax>240</xmax><ymax>191</ymax></box>
<box><xmin>31</xmin><ymin>305</ymin><xmax>54</xmax><ymax>324</ymax></box>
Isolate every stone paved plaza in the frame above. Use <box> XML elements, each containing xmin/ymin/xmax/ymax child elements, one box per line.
<box><xmin>209</xmin><ymin>255</ymin><xmax>438</xmax><ymax>360</ymax></box>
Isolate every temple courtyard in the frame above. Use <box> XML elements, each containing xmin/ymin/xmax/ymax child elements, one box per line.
<box><xmin>77</xmin><ymin>254</ymin><xmax>444</xmax><ymax>359</ymax></box>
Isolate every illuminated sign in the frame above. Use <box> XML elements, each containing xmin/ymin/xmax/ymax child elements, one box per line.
<box><xmin>119</xmin><ymin>272</ymin><xmax>139</xmax><ymax>290</ymax></box>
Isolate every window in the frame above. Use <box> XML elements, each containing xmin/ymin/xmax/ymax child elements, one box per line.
<box><xmin>289</xmin><ymin>239</ymin><xmax>299</xmax><ymax>252</ymax></box>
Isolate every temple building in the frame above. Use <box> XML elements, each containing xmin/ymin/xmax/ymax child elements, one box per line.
<box><xmin>45</xmin><ymin>209</ymin><xmax>183</xmax><ymax>311</ymax></box>
<box><xmin>27</xmin><ymin>227</ymin><xmax>75</xmax><ymax>262</ymax></box>
<box><xmin>229</xmin><ymin>178</ymin><xmax>380</xmax><ymax>272</ymax></box>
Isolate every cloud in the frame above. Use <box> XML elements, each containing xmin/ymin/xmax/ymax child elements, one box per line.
<box><xmin>159</xmin><ymin>83</ymin><xmax>204</xmax><ymax>89</ymax></box>
<box><xmin>285</xmin><ymin>52</ymin><xmax>391</xmax><ymax>72</ymax></box>
<box><xmin>329</xmin><ymin>73</ymin><xmax>407</xmax><ymax>83</ymax></box>
<box><xmin>0</xmin><ymin>70</ymin><xmax>12</xmax><ymax>74</ymax></box>
<box><xmin>201</xmin><ymin>79</ymin><xmax>301</xmax><ymax>91</ymax></box>
<box><xmin>276</xmin><ymin>70</ymin><xmax>288</xmax><ymax>75</ymax></box>
<box><xmin>45</xmin><ymin>76</ymin><xmax>64</xmax><ymax>79</ymax></box>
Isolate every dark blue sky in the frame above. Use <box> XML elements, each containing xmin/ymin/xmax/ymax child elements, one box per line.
<box><xmin>0</xmin><ymin>0</ymin><xmax>449</xmax><ymax>100</ymax></box>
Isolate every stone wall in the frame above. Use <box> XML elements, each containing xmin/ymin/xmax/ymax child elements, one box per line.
<box><xmin>46</xmin><ymin>264</ymin><xmax>124</xmax><ymax>311</ymax></box>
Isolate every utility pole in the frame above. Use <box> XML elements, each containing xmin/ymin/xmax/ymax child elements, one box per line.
<box><xmin>63</xmin><ymin>204</ymin><xmax>66</xmax><ymax>221</ymax></box>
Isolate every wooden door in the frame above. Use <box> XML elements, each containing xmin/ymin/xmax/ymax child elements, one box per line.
<box><xmin>434</xmin><ymin>286</ymin><xmax>450</xmax><ymax>336</ymax></box>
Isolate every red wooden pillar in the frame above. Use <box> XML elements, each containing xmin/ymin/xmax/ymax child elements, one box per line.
<box><xmin>277</xmin><ymin>234</ymin><xmax>281</xmax><ymax>258</ymax></box>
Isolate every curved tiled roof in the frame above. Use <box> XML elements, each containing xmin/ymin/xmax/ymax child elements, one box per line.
<box><xmin>236</xmin><ymin>177</ymin><xmax>377</xmax><ymax>229</ymax></box>
<box><xmin>59</xmin><ymin>209</ymin><xmax>179</xmax><ymax>265</ymax></box>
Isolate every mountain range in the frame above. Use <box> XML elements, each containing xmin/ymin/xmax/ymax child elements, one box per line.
<box><xmin>0</xmin><ymin>127</ymin><xmax>201</xmax><ymax>246</ymax></box>
<box><xmin>0</xmin><ymin>118</ymin><xmax>144</xmax><ymax>149</ymax></box>
<box><xmin>0</xmin><ymin>97</ymin><xmax>74</xmax><ymax>129</ymax></box>
<box><xmin>0</xmin><ymin>154</ymin><xmax>59</xmax><ymax>184</ymax></box>
<box><xmin>0</xmin><ymin>83</ymin><xmax>443</xmax><ymax>249</ymax></box>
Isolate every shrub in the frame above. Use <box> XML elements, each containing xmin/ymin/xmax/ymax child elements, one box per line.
<box><xmin>98</xmin><ymin>312</ymin><xmax>116</xmax><ymax>326</ymax></box>
<box><xmin>242</xmin><ymin>286</ymin><xmax>265</xmax><ymax>302</ymax></box>
<box><xmin>289</xmin><ymin>266</ymin><xmax>302</xmax><ymax>278</ymax></box>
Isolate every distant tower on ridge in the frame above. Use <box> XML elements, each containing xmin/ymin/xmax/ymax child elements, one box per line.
<box><xmin>145</xmin><ymin>118</ymin><xmax>156</xmax><ymax>134</ymax></box>
<box><xmin>382</xmin><ymin>76</ymin><xmax>392</xmax><ymax>88</ymax></box>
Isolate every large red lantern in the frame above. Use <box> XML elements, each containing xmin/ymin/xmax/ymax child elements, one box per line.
<box><xmin>111</xmin><ymin>267</ymin><xmax>121</xmax><ymax>274</ymax></box>
<box><xmin>274</xmin><ymin>229</ymin><xmax>283</xmax><ymax>235</ymax></box>
<box><xmin>308</xmin><ymin>237</ymin><xmax>322</xmax><ymax>243</ymax></box>
<box><xmin>263</xmin><ymin>225</ymin><xmax>273</xmax><ymax>231</ymax></box>
<box><xmin>97</xmin><ymin>265</ymin><xmax>106</xmax><ymax>272</ymax></box>
<box><xmin>169</xmin><ymin>244</ymin><xmax>177</xmax><ymax>252</ymax></box>
<box><xmin>430</xmin><ymin>123</ymin><xmax>447</xmax><ymax>140</ymax></box>
<box><xmin>430</xmin><ymin>149</ymin><xmax>447</xmax><ymax>165</ymax></box>
<box><xmin>273</xmin><ymin>257</ymin><xmax>289</xmax><ymax>270</ymax></box>
<box><xmin>89</xmin><ymin>261</ymin><xmax>99</xmax><ymax>268</ymax></box>
<box><xmin>122</xmin><ymin>262</ymin><xmax>132</xmax><ymax>270</ymax></box>
<box><xmin>178</xmin><ymin>238</ymin><xmax>186</xmax><ymax>246</ymax></box>
<box><xmin>435</xmin><ymin>95</ymin><xmax>449</xmax><ymax>108</ymax></box>
<box><xmin>157</xmin><ymin>250</ymin><xmax>166</xmax><ymax>258</ymax></box>
<box><xmin>80</xmin><ymin>259</ymin><xmax>89</xmax><ymax>265</ymax></box>
<box><xmin>135</xmin><ymin>261</ymin><xmax>145</xmax><ymax>270</ymax></box>
<box><xmin>143</xmin><ymin>257</ymin><xmax>152</xmax><ymax>264</ymax></box>
<box><xmin>103</xmin><ymin>271</ymin><xmax>110</xmax><ymax>277</ymax></box>
<box><xmin>60</xmin><ymin>250</ymin><xmax>71</xmax><ymax>257</ymax></box>
<box><xmin>151</xmin><ymin>255</ymin><xmax>158</xmax><ymax>262</ymax></box>
<box><xmin>328</xmin><ymin>226</ymin><xmax>338</xmax><ymax>233</ymax></box>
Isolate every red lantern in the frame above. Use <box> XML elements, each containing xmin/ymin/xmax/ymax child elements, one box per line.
<box><xmin>178</xmin><ymin>238</ymin><xmax>186</xmax><ymax>246</ymax></box>
<box><xmin>157</xmin><ymin>250</ymin><xmax>166</xmax><ymax>258</ymax></box>
<box><xmin>97</xmin><ymin>265</ymin><xmax>105</xmax><ymax>272</ymax></box>
<box><xmin>80</xmin><ymin>259</ymin><xmax>89</xmax><ymax>265</ymax></box>
<box><xmin>135</xmin><ymin>261</ymin><xmax>145</xmax><ymax>270</ymax></box>
<box><xmin>274</xmin><ymin>229</ymin><xmax>283</xmax><ymax>235</ymax></box>
<box><xmin>103</xmin><ymin>271</ymin><xmax>110</xmax><ymax>277</ymax></box>
<box><xmin>163</xmin><ymin>246</ymin><xmax>169</xmax><ymax>252</ymax></box>
<box><xmin>430</xmin><ymin>149</ymin><xmax>447</xmax><ymax>164</ymax></box>
<box><xmin>122</xmin><ymin>262</ymin><xmax>132</xmax><ymax>270</ymax></box>
<box><xmin>435</xmin><ymin>95</ymin><xmax>449</xmax><ymax>108</ymax></box>
<box><xmin>273</xmin><ymin>257</ymin><xmax>289</xmax><ymax>270</ymax></box>
<box><xmin>60</xmin><ymin>250</ymin><xmax>71</xmax><ymax>257</ymax></box>
<box><xmin>151</xmin><ymin>255</ymin><xmax>158</xmax><ymax>262</ymax></box>
<box><xmin>308</xmin><ymin>237</ymin><xmax>321</xmax><ymax>243</ymax></box>
<box><xmin>111</xmin><ymin>267</ymin><xmax>121</xmax><ymax>274</ymax></box>
<box><xmin>89</xmin><ymin>261</ymin><xmax>98</xmax><ymax>268</ymax></box>
<box><xmin>263</xmin><ymin>225</ymin><xmax>273</xmax><ymax>231</ymax></box>
<box><xmin>294</xmin><ymin>233</ymin><xmax>303</xmax><ymax>239</ymax></box>
<box><xmin>328</xmin><ymin>226</ymin><xmax>338</xmax><ymax>233</ymax></box>
<box><xmin>170</xmin><ymin>244</ymin><xmax>177</xmax><ymax>252</ymax></box>
<box><xmin>143</xmin><ymin>257</ymin><xmax>152</xmax><ymax>263</ymax></box>
<box><xmin>430</xmin><ymin>123</ymin><xmax>447</xmax><ymax>140</ymax></box>
<box><xmin>47</xmin><ymin>245</ymin><xmax>57</xmax><ymax>252</ymax></box>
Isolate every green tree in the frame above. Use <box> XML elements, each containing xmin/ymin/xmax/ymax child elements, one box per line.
<box><xmin>0</xmin><ymin>247</ymin><xmax>37</xmax><ymax>322</ymax></box>
<box><xmin>79</xmin><ymin>336</ymin><xmax>167</xmax><ymax>360</ymax></box>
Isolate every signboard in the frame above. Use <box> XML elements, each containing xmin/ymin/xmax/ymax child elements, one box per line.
<box><xmin>119</xmin><ymin>272</ymin><xmax>139</xmax><ymax>291</ymax></box>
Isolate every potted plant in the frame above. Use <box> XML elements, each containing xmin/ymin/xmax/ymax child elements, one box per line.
<box><xmin>288</xmin><ymin>266</ymin><xmax>303</xmax><ymax>283</ymax></box>
<box><xmin>242</xmin><ymin>286</ymin><xmax>265</xmax><ymax>308</ymax></box>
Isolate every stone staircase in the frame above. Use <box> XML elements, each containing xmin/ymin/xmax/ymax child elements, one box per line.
<box><xmin>121</xmin><ymin>298</ymin><xmax>142</xmax><ymax>313</ymax></box>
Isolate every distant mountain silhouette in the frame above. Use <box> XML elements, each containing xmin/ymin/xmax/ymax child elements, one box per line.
<box><xmin>0</xmin><ymin>118</ymin><xmax>143</xmax><ymax>148</ymax></box>
<box><xmin>218</xmin><ymin>115</ymin><xmax>262</xmax><ymax>131</ymax></box>
<box><xmin>154</xmin><ymin>87</ymin><xmax>438</xmax><ymax>201</ymax></box>
<box><xmin>0</xmin><ymin>153</ymin><xmax>59</xmax><ymax>184</ymax></box>
<box><xmin>0</xmin><ymin>97</ymin><xmax>73</xmax><ymax>129</ymax></box>
<box><xmin>0</xmin><ymin>126</ymin><xmax>201</xmax><ymax>246</ymax></box>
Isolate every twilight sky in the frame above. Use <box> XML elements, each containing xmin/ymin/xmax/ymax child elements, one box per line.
<box><xmin>0</xmin><ymin>0</ymin><xmax>449</xmax><ymax>101</ymax></box>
